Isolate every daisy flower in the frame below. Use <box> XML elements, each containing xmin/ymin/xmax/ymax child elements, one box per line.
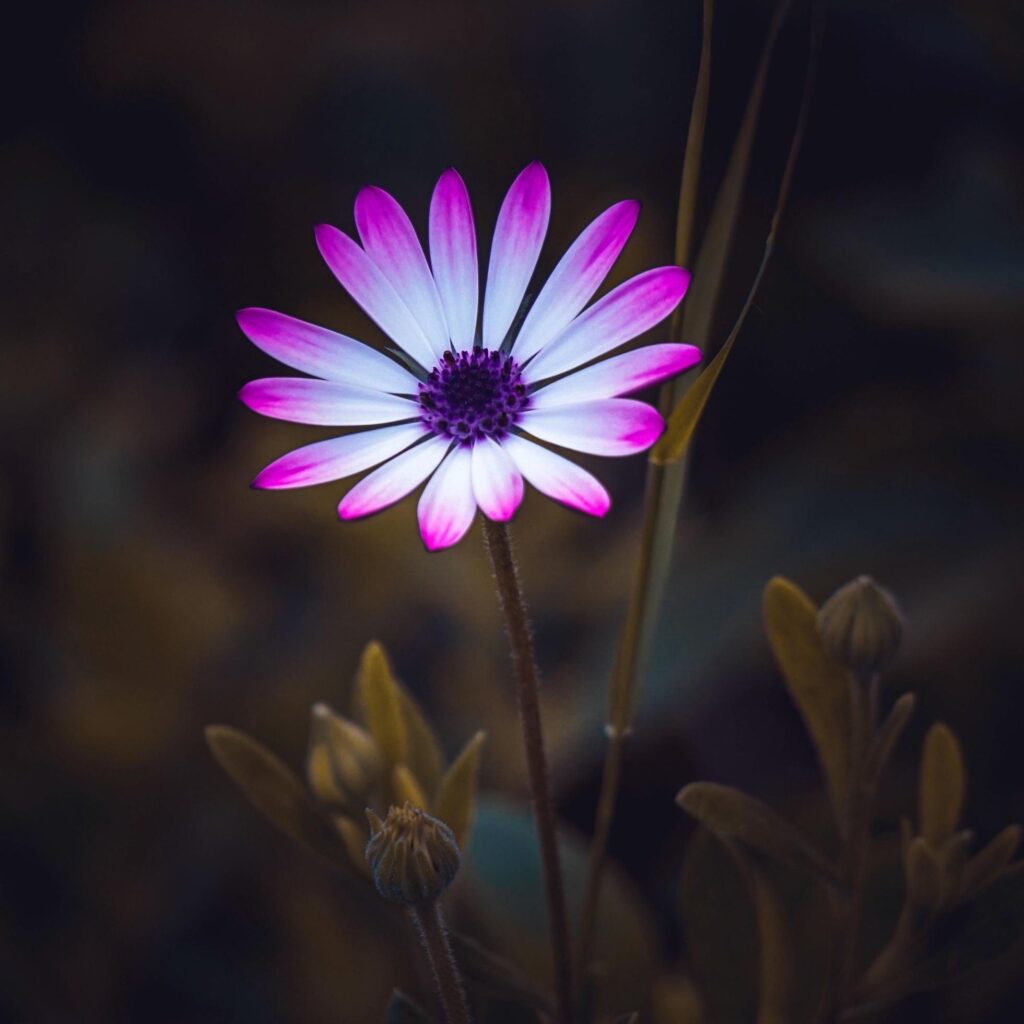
<box><xmin>238</xmin><ymin>163</ymin><xmax>698</xmax><ymax>550</ymax></box>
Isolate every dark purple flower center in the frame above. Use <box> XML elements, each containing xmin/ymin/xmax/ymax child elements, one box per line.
<box><xmin>418</xmin><ymin>348</ymin><xmax>528</xmax><ymax>443</ymax></box>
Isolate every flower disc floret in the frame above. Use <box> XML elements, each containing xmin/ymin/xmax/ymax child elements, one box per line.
<box><xmin>418</xmin><ymin>348</ymin><xmax>528</xmax><ymax>444</ymax></box>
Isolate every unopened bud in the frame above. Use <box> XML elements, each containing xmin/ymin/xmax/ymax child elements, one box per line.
<box><xmin>817</xmin><ymin>575</ymin><xmax>904</xmax><ymax>676</ymax></box>
<box><xmin>365</xmin><ymin>803</ymin><xmax>460</xmax><ymax>905</ymax></box>
<box><xmin>307</xmin><ymin>704</ymin><xmax>382</xmax><ymax>809</ymax></box>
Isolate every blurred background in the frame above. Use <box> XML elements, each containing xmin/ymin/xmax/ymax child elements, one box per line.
<box><xmin>2</xmin><ymin>0</ymin><xmax>1023</xmax><ymax>1020</ymax></box>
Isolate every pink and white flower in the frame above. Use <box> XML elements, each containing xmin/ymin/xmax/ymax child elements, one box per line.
<box><xmin>239</xmin><ymin>163</ymin><xmax>698</xmax><ymax>550</ymax></box>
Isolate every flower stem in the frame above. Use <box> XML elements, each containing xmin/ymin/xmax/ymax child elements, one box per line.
<box><xmin>410</xmin><ymin>902</ymin><xmax>472</xmax><ymax>1024</ymax></box>
<box><xmin>481</xmin><ymin>517</ymin><xmax>572</xmax><ymax>1024</ymax></box>
<box><xmin>821</xmin><ymin>673</ymin><xmax>881</xmax><ymax>1022</ymax></box>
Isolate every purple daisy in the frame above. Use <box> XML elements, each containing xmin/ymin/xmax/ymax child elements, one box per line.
<box><xmin>238</xmin><ymin>163</ymin><xmax>699</xmax><ymax>550</ymax></box>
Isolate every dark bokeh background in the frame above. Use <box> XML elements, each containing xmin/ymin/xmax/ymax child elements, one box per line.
<box><xmin>3</xmin><ymin>0</ymin><xmax>1023</xmax><ymax>1021</ymax></box>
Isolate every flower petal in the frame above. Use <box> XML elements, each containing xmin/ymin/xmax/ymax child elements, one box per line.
<box><xmin>471</xmin><ymin>437</ymin><xmax>524</xmax><ymax>521</ymax></box>
<box><xmin>523</xmin><ymin>266</ymin><xmax>691</xmax><ymax>382</ymax></box>
<box><xmin>315</xmin><ymin>223</ymin><xmax>437</xmax><ymax>369</ymax></box>
<box><xmin>354</xmin><ymin>186</ymin><xmax>449</xmax><ymax>359</ymax></box>
<box><xmin>429</xmin><ymin>169</ymin><xmax>478</xmax><ymax>352</ymax></box>
<box><xmin>529</xmin><ymin>344</ymin><xmax>701</xmax><ymax>407</ymax></box>
<box><xmin>482</xmin><ymin>162</ymin><xmax>551</xmax><ymax>349</ymax></box>
<box><xmin>417</xmin><ymin>445</ymin><xmax>476</xmax><ymax>550</ymax></box>
<box><xmin>236</xmin><ymin>308</ymin><xmax>418</xmax><ymax>393</ymax></box>
<box><xmin>519</xmin><ymin>399</ymin><xmax>664</xmax><ymax>456</ymax></box>
<box><xmin>239</xmin><ymin>377</ymin><xmax>418</xmax><ymax>426</ymax></box>
<box><xmin>252</xmin><ymin>422</ymin><xmax>429</xmax><ymax>490</ymax></box>
<box><xmin>512</xmin><ymin>200</ymin><xmax>639</xmax><ymax>363</ymax></box>
<box><xmin>337</xmin><ymin>435</ymin><xmax>450</xmax><ymax>520</ymax></box>
<box><xmin>502</xmin><ymin>434</ymin><xmax>610</xmax><ymax>517</ymax></box>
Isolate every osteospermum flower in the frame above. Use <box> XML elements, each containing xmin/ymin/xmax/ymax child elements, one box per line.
<box><xmin>239</xmin><ymin>163</ymin><xmax>699</xmax><ymax>550</ymax></box>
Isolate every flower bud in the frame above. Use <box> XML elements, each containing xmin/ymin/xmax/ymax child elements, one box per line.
<box><xmin>817</xmin><ymin>575</ymin><xmax>904</xmax><ymax>676</ymax></box>
<box><xmin>307</xmin><ymin>703</ymin><xmax>382</xmax><ymax>810</ymax></box>
<box><xmin>365</xmin><ymin>803</ymin><xmax>461</xmax><ymax>905</ymax></box>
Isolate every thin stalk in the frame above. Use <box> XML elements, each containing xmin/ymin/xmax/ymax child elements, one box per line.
<box><xmin>410</xmin><ymin>902</ymin><xmax>473</xmax><ymax>1024</ymax></box>
<box><xmin>821</xmin><ymin>673</ymin><xmax>883</xmax><ymax>1021</ymax></box>
<box><xmin>481</xmin><ymin>517</ymin><xmax>572</xmax><ymax>1024</ymax></box>
<box><xmin>578</xmin><ymin>0</ymin><xmax>817</xmax><ymax>999</ymax></box>
<box><xmin>575</xmin><ymin>1</ymin><xmax>714</xmax><ymax>998</ymax></box>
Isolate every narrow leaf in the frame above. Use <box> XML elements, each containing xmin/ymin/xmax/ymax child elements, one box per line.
<box><xmin>919</xmin><ymin>722</ymin><xmax>965</xmax><ymax>846</ymax></box>
<box><xmin>206</xmin><ymin>725</ymin><xmax>342</xmax><ymax>864</ymax></box>
<box><xmin>358</xmin><ymin>641</ymin><xmax>408</xmax><ymax>765</ymax></box>
<box><xmin>865</xmin><ymin>692</ymin><xmax>916</xmax><ymax>790</ymax></box>
<box><xmin>762</xmin><ymin>578</ymin><xmax>851</xmax><ymax>816</ymax></box>
<box><xmin>906</xmin><ymin>836</ymin><xmax>943</xmax><ymax>910</ymax></box>
<box><xmin>397</xmin><ymin>686</ymin><xmax>445</xmax><ymax>796</ymax></box>
<box><xmin>333</xmin><ymin>813</ymin><xmax>371</xmax><ymax>877</ymax></box>
<box><xmin>652</xmin><ymin>331</ymin><xmax>738</xmax><ymax>464</ymax></box>
<box><xmin>385</xmin><ymin>989</ymin><xmax>434</xmax><ymax>1024</ymax></box>
<box><xmin>434</xmin><ymin>731</ymin><xmax>487</xmax><ymax>848</ymax></box>
<box><xmin>961</xmin><ymin>824</ymin><xmax>1021</xmax><ymax>899</ymax></box>
<box><xmin>449</xmin><ymin>931</ymin><xmax>552</xmax><ymax>1013</ymax></box>
<box><xmin>677</xmin><ymin>782</ymin><xmax>839</xmax><ymax>883</ymax></box>
<box><xmin>392</xmin><ymin>762</ymin><xmax>429</xmax><ymax>809</ymax></box>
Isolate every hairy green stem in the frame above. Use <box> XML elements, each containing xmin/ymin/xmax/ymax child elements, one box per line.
<box><xmin>410</xmin><ymin>902</ymin><xmax>472</xmax><ymax>1024</ymax></box>
<box><xmin>482</xmin><ymin>517</ymin><xmax>572</xmax><ymax>1024</ymax></box>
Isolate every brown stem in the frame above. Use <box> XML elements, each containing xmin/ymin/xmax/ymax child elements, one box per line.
<box><xmin>481</xmin><ymin>517</ymin><xmax>572</xmax><ymax>1024</ymax></box>
<box><xmin>410</xmin><ymin>902</ymin><xmax>473</xmax><ymax>1024</ymax></box>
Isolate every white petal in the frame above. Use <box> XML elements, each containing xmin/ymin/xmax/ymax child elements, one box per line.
<box><xmin>239</xmin><ymin>377</ymin><xmax>418</xmax><ymax>426</ymax></box>
<box><xmin>529</xmin><ymin>344</ymin><xmax>701</xmax><ymax>407</ymax></box>
<box><xmin>482</xmin><ymin>162</ymin><xmax>551</xmax><ymax>348</ymax></box>
<box><xmin>337</xmin><ymin>435</ymin><xmax>449</xmax><ymax>519</ymax></box>
<box><xmin>417</xmin><ymin>445</ymin><xmax>477</xmax><ymax>550</ymax></box>
<box><xmin>429</xmin><ymin>169</ymin><xmax>479</xmax><ymax>351</ymax></box>
<box><xmin>519</xmin><ymin>399</ymin><xmax>664</xmax><ymax>456</ymax></box>
<box><xmin>315</xmin><ymin>224</ymin><xmax>438</xmax><ymax>370</ymax></box>
<box><xmin>471</xmin><ymin>437</ymin><xmax>524</xmax><ymax>521</ymax></box>
<box><xmin>512</xmin><ymin>200</ymin><xmax>639</xmax><ymax>363</ymax></box>
<box><xmin>502</xmin><ymin>435</ymin><xmax>610</xmax><ymax>517</ymax></box>
<box><xmin>252</xmin><ymin>423</ymin><xmax>429</xmax><ymax>489</ymax></box>
<box><xmin>354</xmin><ymin>186</ymin><xmax>449</xmax><ymax>359</ymax></box>
<box><xmin>523</xmin><ymin>266</ymin><xmax>690</xmax><ymax>382</ymax></box>
<box><xmin>236</xmin><ymin>308</ymin><xmax>418</xmax><ymax>393</ymax></box>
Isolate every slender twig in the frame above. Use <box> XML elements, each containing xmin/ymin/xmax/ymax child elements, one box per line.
<box><xmin>410</xmin><ymin>902</ymin><xmax>473</xmax><ymax>1024</ymax></box>
<box><xmin>481</xmin><ymin>517</ymin><xmax>572</xmax><ymax>1024</ymax></box>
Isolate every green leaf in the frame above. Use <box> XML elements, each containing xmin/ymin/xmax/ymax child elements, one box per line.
<box><xmin>469</xmin><ymin>797</ymin><xmax>657</xmax><ymax>1014</ymax></box>
<box><xmin>391</xmin><ymin>762</ymin><xmax>429</xmax><ymax>809</ymax></box>
<box><xmin>652</xmin><ymin>331</ymin><xmax>739</xmax><ymax>464</ymax></box>
<box><xmin>434</xmin><ymin>731</ymin><xmax>486</xmax><ymax>848</ymax></box>
<box><xmin>205</xmin><ymin>725</ymin><xmax>343</xmax><ymax>866</ymax></box>
<box><xmin>358</xmin><ymin>641</ymin><xmax>408</xmax><ymax>765</ymax></box>
<box><xmin>397</xmin><ymin>686</ymin><xmax>445</xmax><ymax>797</ymax></box>
<box><xmin>919</xmin><ymin>723</ymin><xmax>965</xmax><ymax>846</ymax></box>
<box><xmin>961</xmin><ymin>824</ymin><xmax>1021</xmax><ymax>899</ymax></box>
<box><xmin>449</xmin><ymin>931</ymin><xmax>551</xmax><ymax>1015</ymax></box>
<box><xmin>680</xmin><ymin>828</ymin><xmax>759</xmax><ymax>1024</ymax></box>
<box><xmin>333</xmin><ymin>813</ymin><xmax>371</xmax><ymax>877</ymax></box>
<box><xmin>677</xmin><ymin>782</ymin><xmax>839</xmax><ymax>883</ymax></box>
<box><xmin>906</xmin><ymin>836</ymin><xmax>943</xmax><ymax>910</ymax></box>
<box><xmin>385</xmin><ymin>989</ymin><xmax>434</xmax><ymax>1024</ymax></box>
<box><xmin>604</xmin><ymin>0</ymin><xmax>793</xmax><ymax>732</ymax></box>
<box><xmin>866</xmin><ymin>692</ymin><xmax>916</xmax><ymax>790</ymax></box>
<box><xmin>762</xmin><ymin>577</ymin><xmax>851</xmax><ymax>816</ymax></box>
